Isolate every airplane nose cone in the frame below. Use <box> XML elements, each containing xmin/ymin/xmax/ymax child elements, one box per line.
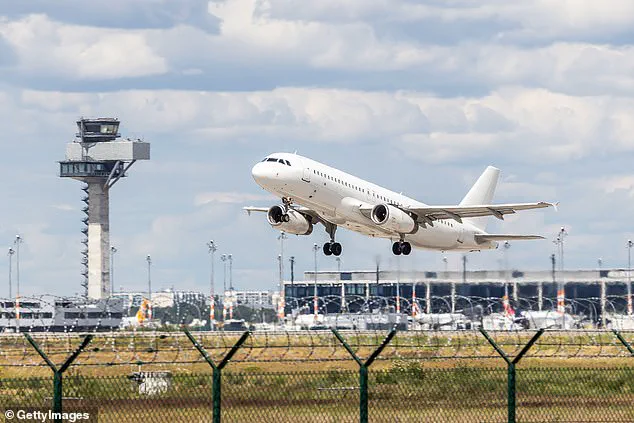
<box><xmin>251</xmin><ymin>162</ymin><xmax>268</xmax><ymax>184</ymax></box>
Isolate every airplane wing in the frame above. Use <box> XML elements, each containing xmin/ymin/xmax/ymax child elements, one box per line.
<box><xmin>406</xmin><ymin>202</ymin><xmax>556</xmax><ymax>224</ymax></box>
<box><xmin>243</xmin><ymin>205</ymin><xmax>326</xmax><ymax>226</ymax></box>
<box><xmin>474</xmin><ymin>234</ymin><xmax>544</xmax><ymax>242</ymax></box>
<box><xmin>243</xmin><ymin>206</ymin><xmax>269</xmax><ymax>215</ymax></box>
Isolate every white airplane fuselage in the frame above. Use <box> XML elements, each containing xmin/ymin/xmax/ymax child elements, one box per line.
<box><xmin>251</xmin><ymin>153</ymin><xmax>497</xmax><ymax>251</ymax></box>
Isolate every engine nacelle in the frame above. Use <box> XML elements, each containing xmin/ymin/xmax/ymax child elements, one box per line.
<box><xmin>370</xmin><ymin>203</ymin><xmax>417</xmax><ymax>234</ymax></box>
<box><xmin>267</xmin><ymin>206</ymin><xmax>313</xmax><ymax>235</ymax></box>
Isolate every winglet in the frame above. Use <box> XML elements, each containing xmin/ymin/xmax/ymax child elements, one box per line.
<box><xmin>552</xmin><ymin>201</ymin><xmax>560</xmax><ymax>212</ymax></box>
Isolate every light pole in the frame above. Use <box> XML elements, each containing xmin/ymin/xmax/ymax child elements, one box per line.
<box><xmin>7</xmin><ymin>248</ymin><xmax>14</xmax><ymax>298</ymax></box>
<box><xmin>228</xmin><ymin>254</ymin><xmax>233</xmax><ymax>290</ymax></box>
<box><xmin>336</xmin><ymin>257</ymin><xmax>345</xmax><ymax>313</ymax></box>
<box><xmin>14</xmin><ymin>235</ymin><xmax>22</xmax><ymax>299</ymax></box>
<box><xmin>207</xmin><ymin>240</ymin><xmax>217</xmax><ymax>325</ymax></box>
<box><xmin>220</xmin><ymin>254</ymin><xmax>227</xmax><ymax>320</ymax></box>
<box><xmin>503</xmin><ymin>241</ymin><xmax>516</xmax><ymax>302</ymax></box>
<box><xmin>220</xmin><ymin>254</ymin><xmax>227</xmax><ymax>293</ymax></box>
<box><xmin>146</xmin><ymin>254</ymin><xmax>152</xmax><ymax>320</ymax></box>
<box><xmin>313</xmin><ymin>243</ymin><xmax>320</xmax><ymax>320</ymax></box>
<box><xmin>278</xmin><ymin>232</ymin><xmax>287</xmax><ymax>288</ymax></box>
<box><xmin>627</xmin><ymin>239</ymin><xmax>634</xmax><ymax>316</ymax></box>
<box><xmin>396</xmin><ymin>254</ymin><xmax>401</xmax><ymax>314</ymax></box>
<box><xmin>289</xmin><ymin>256</ymin><xmax>295</xmax><ymax>284</ymax></box>
<box><xmin>553</xmin><ymin>227</ymin><xmax>567</xmax><ymax>325</ymax></box>
<box><xmin>110</xmin><ymin>246</ymin><xmax>117</xmax><ymax>297</ymax></box>
<box><xmin>442</xmin><ymin>256</ymin><xmax>448</xmax><ymax>274</ymax></box>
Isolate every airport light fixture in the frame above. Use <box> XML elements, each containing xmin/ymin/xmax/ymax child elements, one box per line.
<box><xmin>627</xmin><ymin>239</ymin><xmax>634</xmax><ymax>316</ymax></box>
<box><xmin>7</xmin><ymin>248</ymin><xmax>14</xmax><ymax>298</ymax></box>
<box><xmin>14</xmin><ymin>235</ymin><xmax>22</xmax><ymax>299</ymax></box>
<box><xmin>277</xmin><ymin>232</ymin><xmax>287</xmax><ymax>294</ymax></box>
<box><xmin>553</xmin><ymin>227</ymin><xmax>568</xmax><ymax>324</ymax></box>
<box><xmin>207</xmin><ymin>240</ymin><xmax>217</xmax><ymax>323</ymax></box>
<box><xmin>110</xmin><ymin>246</ymin><xmax>117</xmax><ymax>297</ymax></box>
<box><xmin>146</xmin><ymin>254</ymin><xmax>152</xmax><ymax>298</ymax></box>
<box><xmin>289</xmin><ymin>256</ymin><xmax>295</xmax><ymax>284</ymax></box>
<box><xmin>442</xmin><ymin>256</ymin><xmax>448</xmax><ymax>273</ymax></box>
<box><xmin>598</xmin><ymin>257</ymin><xmax>603</xmax><ymax>270</ymax></box>
<box><xmin>220</xmin><ymin>254</ymin><xmax>227</xmax><ymax>293</ymax></box>
<box><xmin>228</xmin><ymin>254</ymin><xmax>233</xmax><ymax>290</ymax></box>
<box><xmin>146</xmin><ymin>254</ymin><xmax>152</xmax><ymax>320</ymax></box>
<box><xmin>313</xmin><ymin>243</ymin><xmax>320</xmax><ymax>319</ymax></box>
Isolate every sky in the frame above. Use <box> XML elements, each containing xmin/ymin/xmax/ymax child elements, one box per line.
<box><xmin>1</xmin><ymin>0</ymin><xmax>634</xmax><ymax>297</ymax></box>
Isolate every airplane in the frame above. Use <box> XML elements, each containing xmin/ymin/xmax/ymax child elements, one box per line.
<box><xmin>244</xmin><ymin>153</ymin><xmax>556</xmax><ymax>256</ymax></box>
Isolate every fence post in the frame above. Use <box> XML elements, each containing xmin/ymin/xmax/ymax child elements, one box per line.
<box><xmin>24</xmin><ymin>333</ymin><xmax>93</xmax><ymax>422</ymax></box>
<box><xmin>332</xmin><ymin>328</ymin><xmax>397</xmax><ymax>423</ymax></box>
<box><xmin>479</xmin><ymin>328</ymin><xmax>544</xmax><ymax>423</ymax></box>
<box><xmin>612</xmin><ymin>329</ymin><xmax>634</xmax><ymax>356</ymax></box>
<box><xmin>184</xmin><ymin>329</ymin><xmax>250</xmax><ymax>423</ymax></box>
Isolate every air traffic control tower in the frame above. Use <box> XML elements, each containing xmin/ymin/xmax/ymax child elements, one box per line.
<box><xmin>60</xmin><ymin>118</ymin><xmax>150</xmax><ymax>300</ymax></box>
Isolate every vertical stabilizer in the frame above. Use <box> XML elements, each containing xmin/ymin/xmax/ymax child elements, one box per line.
<box><xmin>460</xmin><ymin>166</ymin><xmax>500</xmax><ymax>231</ymax></box>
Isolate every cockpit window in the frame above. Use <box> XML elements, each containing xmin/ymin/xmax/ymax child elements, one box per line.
<box><xmin>266</xmin><ymin>158</ymin><xmax>278</xmax><ymax>162</ymax></box>
<box><xmin>285</xmin><ymin>160</ymin><xmax>291</xmax><ymax>166</ymax></box>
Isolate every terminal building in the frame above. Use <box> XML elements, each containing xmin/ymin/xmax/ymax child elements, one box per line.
<box><xmin>283</xmin><ymin>269</ymin><xmax>633</xmax><ymax>319</ymax></box>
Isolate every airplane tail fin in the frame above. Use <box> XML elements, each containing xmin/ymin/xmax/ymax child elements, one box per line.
<box><xmin>459</xmin><ymin>166</ymin><xmax>500</xmax><ymax>231</ymax></box>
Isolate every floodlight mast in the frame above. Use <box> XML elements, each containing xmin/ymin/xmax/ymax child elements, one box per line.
<box><xmin>59</xmin><ymin>118</ymin><xmax>150</xmax><ymax>300</ymax></box>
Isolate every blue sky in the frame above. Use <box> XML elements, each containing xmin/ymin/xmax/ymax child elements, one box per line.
<box><xmin>1</xmin><ymin>0</ymin><xmax>634</xmax><ymax>296</ymax></box>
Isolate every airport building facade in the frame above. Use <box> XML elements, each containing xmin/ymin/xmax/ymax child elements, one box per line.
<box><xmin>283</xmin><ymin>269</ymin><xmax>632</xmax><ymax>319</ymax></box>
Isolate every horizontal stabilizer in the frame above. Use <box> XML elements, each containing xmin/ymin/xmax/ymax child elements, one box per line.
<box><xmin>475</xmin><ymin>234</ymin><xmax>544</xmax><ymax>243</ymax></box>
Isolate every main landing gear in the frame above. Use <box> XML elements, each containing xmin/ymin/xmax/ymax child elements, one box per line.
<box><xmin>323</xmin><ymin>241</ymin><xmax>342</xmax><ymax>256</ymax></box>
<box><xmin>323</xmin><ymin>222</ymin><xmax>342</xmax><ymax>256</ymax></box>
<box><xmin>280</xmin><ymin>197</ymin><xmax>293</xmax><ymax>222</ymax></box>
<box><xmin>392</xmin><ymin>241</ymin><xmax>412</xmax><ymax>256</ymax></box>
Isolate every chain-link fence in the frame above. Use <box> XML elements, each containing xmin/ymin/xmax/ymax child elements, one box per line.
<box><xmin>1</xmin><ymin>329</ymin><xmax>634</xmax><ymax>422</ymax></box>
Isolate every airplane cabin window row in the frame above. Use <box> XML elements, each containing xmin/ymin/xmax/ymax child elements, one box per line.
<box><xmin>311</xmin><ymin>169</ymin><xmax>405</xmax><ymax>207</ymax></box>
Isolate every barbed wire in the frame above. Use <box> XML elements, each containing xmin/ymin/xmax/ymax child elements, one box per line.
<box><xmin>1</xmin><ymin>294</ymin><xmax>634</xmax><ymax>368</ymax></box>
<box><xmin>0</xmin><ymin>329</ymin><xmax>633</xmax><ymax>369</ymax></box>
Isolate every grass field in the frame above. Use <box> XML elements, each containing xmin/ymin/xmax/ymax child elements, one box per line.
<box><xmin>1</xmin><ymin>330</ymin><xmax>633</xmax><ymax>422</ymax></box>
<box><xmin>1</xmin><ymin>366</ymin><xmax>633</xmax><ymax>422</ymax></box>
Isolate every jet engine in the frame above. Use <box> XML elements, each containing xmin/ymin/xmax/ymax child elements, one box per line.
<box><xmin>370</xmin><ymin>203</ymin><xmax>417</xmax><ymax>234</ymax></box>
<box><xmin>267</xmin><ymin>205</ymin><xmax>313</xmax><ymax>235</ymax></box>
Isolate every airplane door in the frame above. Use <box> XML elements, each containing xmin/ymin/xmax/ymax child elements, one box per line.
<box><xmin>302</xmin><ymin>167</ymin><xmax>311</xmax><ymax>182</ymax></box>
<box><xmin>458</xmin><ymin>227</ymin><xmax>466</xmax><ymax>244</ymax></box>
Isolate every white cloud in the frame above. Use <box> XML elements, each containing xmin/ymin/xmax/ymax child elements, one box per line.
<box><xmin>10</xmin><ymin>85</ymin><xmax>634</xmax><ymax>164</ymax></box>
<box><xmin>0</xmin><ymin>14</ymin><xmax>168</xmax><ymax>79</ymax></box>
<box><xmin>194</xmin><ymin>191</ymin><xmax>272</xmax><ymax>206</ymax></box>
<box><xmin>595</xmin><ymin>175</ymin><xmax>634</xmax><ymax>198</ymax></box>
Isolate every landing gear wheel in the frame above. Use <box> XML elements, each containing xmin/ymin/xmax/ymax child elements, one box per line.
<box><xmin>282</xmin><ymin>214</ymin><xmax>290</xmax><ymax>222</ymax></box>
<box><xmin>331</xmin><ymin>242</ymin><xmax>342</xmax><ymax>256</ymax></box>
<box><xmin>401</xmin><ymin>242</ymin><xmax>412</xmax><ymax>256</ymax></box>
<box><xmin>323</xmin><ymin>242</ymin><xmax>332</xmax><ymax>256</ymax></box>
<box><xmin>392</xmin><ymin>242</ymin><xmax>402</xmax><ymax>255</ymax></box>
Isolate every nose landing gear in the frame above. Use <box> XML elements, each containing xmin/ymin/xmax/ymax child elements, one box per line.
<box><xmin>392</xmin><ymin>241</ymin><xmax>412</xmax><ymax>256</ymax></box>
